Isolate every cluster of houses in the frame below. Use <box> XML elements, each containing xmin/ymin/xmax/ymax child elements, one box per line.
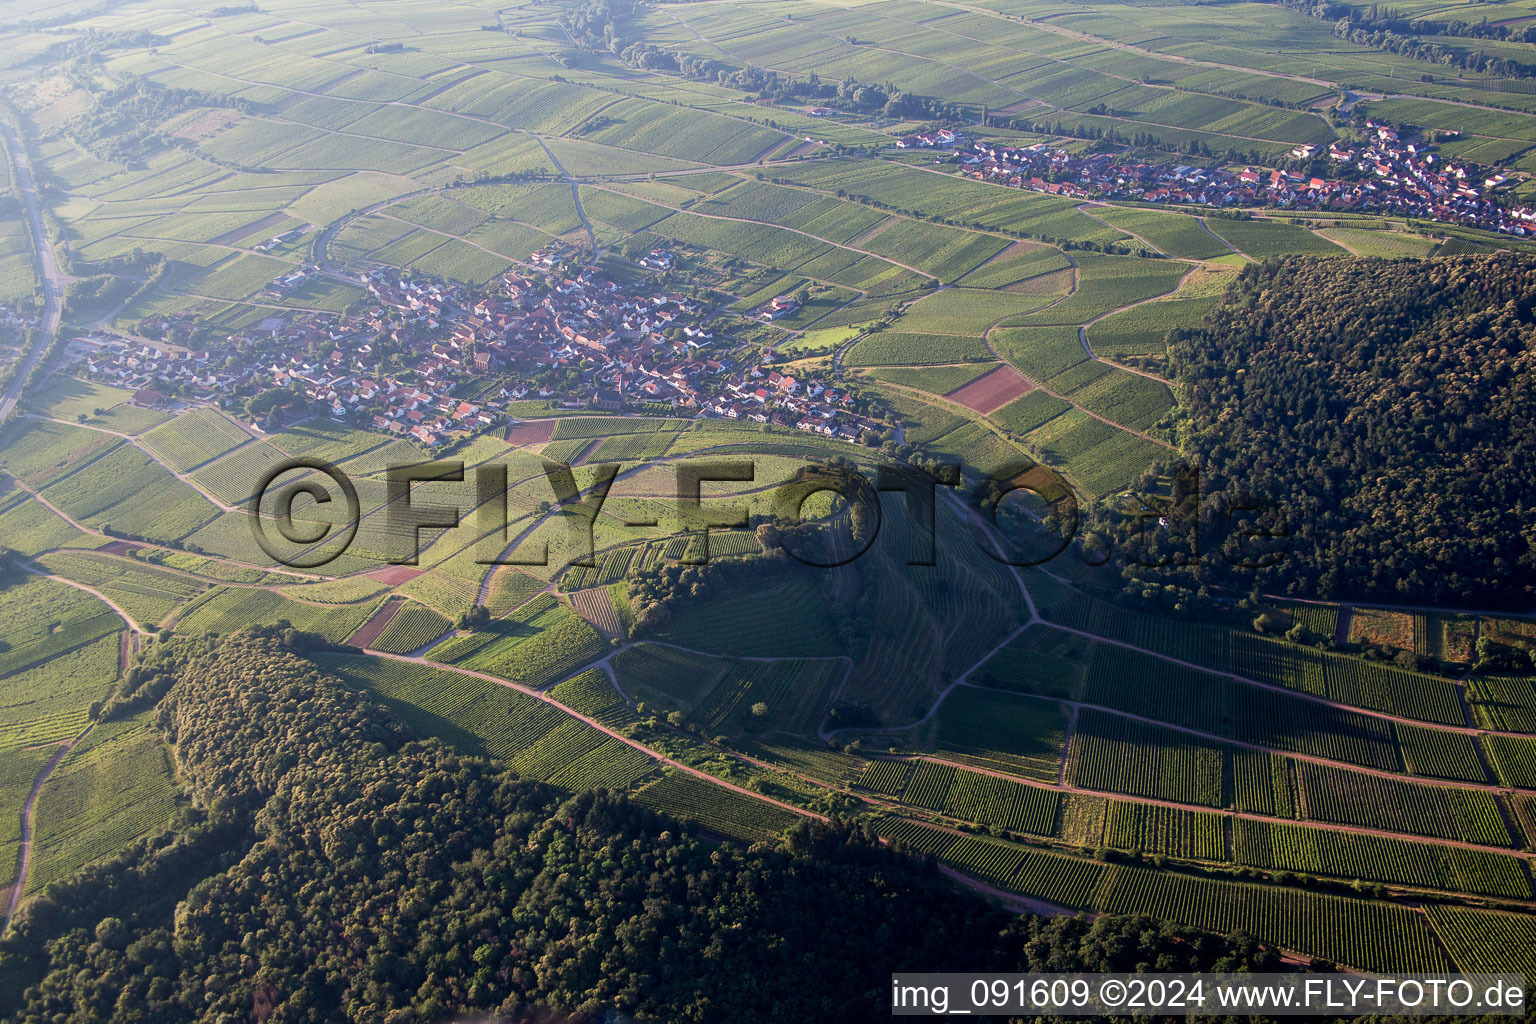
<box><xmin>948</xmin><ymin>120</ymin><xmax>1535</xmax><ymax>235</ymax></box>
<box><xmin>69</xmin><ymin>259</ymin><xmax>885</xmax><ymax>448</ymax></box>
<box><xmin>699</xmin><ymin>365</ymin><xmax>872</xmax><ymax>439</ymax></box>
<box><xmin>896</xmin><ymin>127</ymin><xmax>969</xmax><ymax>150</ymax></box>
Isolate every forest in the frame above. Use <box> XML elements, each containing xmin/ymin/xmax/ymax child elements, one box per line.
<box><xmin>0</xmin><ymin>628</ymin><xmax>1286</xmax><ymax>1023</ymax></box>
<box><xmin>1120</xmin><ymin>254</ymin><xmax>1536</xmax><ymax>607</ymax></box>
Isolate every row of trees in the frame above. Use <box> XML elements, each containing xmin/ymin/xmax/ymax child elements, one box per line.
<box><xmin>1270</xmin><ymin>0</ymin><xmax>1536</xmax><ymax>77</ymax></box>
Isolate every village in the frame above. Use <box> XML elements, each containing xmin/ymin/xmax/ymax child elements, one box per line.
<box><xmin>906</xmin><ymin>120</ymin><xmax>1535</xmax><ymax>235</ymax></box>
<box><xmin>66</xmin><ymin>250</ymin><xmax>887</xmax><ymax>450</ymax></box>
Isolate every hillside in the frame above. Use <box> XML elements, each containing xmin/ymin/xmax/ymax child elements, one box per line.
<box><xmin>0</xmin><ymin>629</ymin><xmax>1282</xmax><ymax>1023</ymax></box>
<box><xmin>1162</xmin><ymin>254</ymin><xmax>1536</xmax><ymax>606</ymax></box>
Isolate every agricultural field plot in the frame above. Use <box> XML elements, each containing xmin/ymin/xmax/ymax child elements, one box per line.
<box><xmin>1296</xmin><ymin>761</ymin><xmax>1514</xmax><ymax>848</ymax></box>
<box><xmin>138</xmin><ymin>408</ymin><xmax>253</xmax><ymax>472</ymax></box>
<box><xmin>0</xmin><ymin>576</ymin><xmax>125</xmax><ymax>682</ymax></box>
<box><xmin>856</xmin><ymin>759</ymin><xmax>915</xmax><ymax>797</ymax></box>
<box><xmin>1397</xmin><ymin>723</ymin><xmax>1488</xmax><ymax>784</ymax></box>
<box><xmin>1085</xmin><ymin>289</ymin><xmax>1225</xmax><ymax>362</ymax></box>
<box><xmin>0</xmin><ymin>745</ymin><xmax>54</xmax><ymax>891</ymax></box>
<box><xmin>897</xmin><ymin>288</ymin><xmax>1064</xmax><ymax>335</ymax></box>
<box><xmin>1234</xmin><ymin>819</ymin><xmax>1532</xmax><ymax>899</ymax></box>
<box><xmin>956</xmin><ymin>243</ymin><xmax>1072</xmax><ymax>290</ymax></box>
<box><xmin>548</xmin><ymin>669</ymin><xmax>638</xmax><ymax>731</ymax></box>
<box><xmin>1093</xmin><ymin>862</ymin><xmax>1451</xmax><ymax>974</ymax></box>
<box><xmin>635</xmin><ymin>770</ymin><xmax>805</xmax><ymax>844</ymax></box>
<box><xmin>866</xmin><ymin>363</ymin><xmax>1000</xmax><ymax>396</ymax></box>
<box><xmin>943</xmin><ymin>364</ymin><xmax>1033</xmax><ymax>414</ymax></box>
<box><xmin>448</xmin><ymin>603</ymin><xmax>609</xmax><ymax>688</ymax></box>
<box><xmin>1011</xmin><ymin>252</ymin><xmax>1188</xmax><ymax>328</ymax></box>
<box><xmin>769</xmin><ymin>159</ymin><xmax>1127</xmax><ymax>244</ymax></box>
<box><xmin>1102</xmin><ymin>801</ymin><xmax>1226</xmax><ymax>862</ymax></box>
<box><xmin>611</xmin><ymin>643</ymin><xmax>729</xmax><ymax>714</ymax></box>
<box><xmin>969</xmin><ymin>626</ymin><xmax>1087</xmax><ymax>699</ymax></box>
<box><xmin>575</xmin><ymin>99</ymin><xmax>788</xmax><ymax>165</ymax></box>
<box><xmin>0</xmin><ymin>633</ymin><xmax>121</xmax><ymax>753</ymax></box>
<box><xmin>929</xmin><ymin>686</ymin><xmax>1069</xmax><ymax>782</ymax></box>
<box><xmin>0</xmin><ymin>491</ymin><xmax>99</xmax><ymax>556</ymax></box>
<box><xmin>845</xmin><ymin>331</ymin><xmax>993</xmax><ymax>366</ymax></box>
<box><xmin>857</xmin><ymin>218</ymin><xmax>1010</xmax><ymax>282</ymax></box>
<box><xmin>40</xmin><ymin>443</ymin><xmax>221</xmax><ymax>544</ymax></box>
<box><xmin>1068</xmin><ymin>710</ymin><xmax>1226</xmax><ymax>808</ymax></box>
<box><xmin>23</xmin><ymin>379</ymin><xmax>172</xmax><ymax>435</ymax></box>
<box><xmin>1207</xmin><ymin>217</ymin><xmax>1349</xmax><ymax>259</ymax></box>
<box><xmin>265</xmin><ymin>421</ymin><xmax>393</xmax><ymax>464</ymax></box>
<box><xmin>992</xmin><ymin>390</ymin><xmax>1072</xmax><ymax>437</ymax></box>
<box><xmin>25</xmin><ymin>714</ymin><xmax>182</xmax><ymax>896</ymax></box>
<box><xmin>1084</xmin><ymin>206</ymin><xmax>1230</xmax><ymax>260</ymax></box>
<box><xmin>35</xmin><ymin>551</ymin><xmax>207</xmax><ymax>629</ymax></box>
<box><xmin>568</xmin><ymin>585</ymin><xmax>623</xmax><ymax>638</ymax></box>
<box><xmin>319</xmin><ymin>655</ymin><xmax>652</xmax><ymax>792</ymax></box>
<box><xmin>175</xmin><ymin>586</ymin><xmax>384</xmax><ymax>644</ymax></box>
<box><xmin>187</xmin><ymin>441</ymin><xmax>290</xmax><ymax>506</ymax></box>
<box><xmin>0</xmin><ymin>418</ymin><xmax>120</xmax><ymax>489</ymax></box>
<box><xmin>654</xmin><ymin>575</ymin><xmax>845</xmax><ymax>658</ymax></box>
<box><xmin>1427</xmin><ymin>906</ymin><xmax>1536</xmax><ymax>975</ymax></box>
<box><xmin>367</xmin><ymin>602</ymin><xmax>453</xmax><ymax>655</ymax></box>
<box><xmin>1317</xmin><ymin>227</ymin><xmax>1438</xmax><ymax>259</ymax></box>
<box><xmin>1467</xmin><ymin>675</ymin><xmax>1536</xmax><ymax>733</ymax></box>
<box><xmin>1481</xmin><ymin>733</ymin><xmax>1536</xmax><ymax>789</ymax></box>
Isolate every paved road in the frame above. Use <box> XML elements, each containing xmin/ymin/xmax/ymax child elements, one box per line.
<box><xmin>0</xmin><ymin>120</ymin><xmax>63</xmax><ymax>423</ymax></box>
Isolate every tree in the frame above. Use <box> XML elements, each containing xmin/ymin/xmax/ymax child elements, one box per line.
<box><xmin>750</xmin><ymin>701</ymin><xmax>769</xmax><ymax>718</ymax></box>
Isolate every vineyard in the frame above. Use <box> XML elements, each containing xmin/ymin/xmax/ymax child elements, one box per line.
<box><xmin>1426</xmin><ymin>906</ymin><xmax>1536</xmax><ymax>975</ymax></box>
<box><xmin>139</xmin><ymin>409</ymin><xmax>252</xmax><ymax>472</ymax></box>
<box><xmin>1095</xmin><ymin>864</ymin><xmax>1450</xmax><ymax>974</ymax></box>
<box><xmin>855</xmin><ymin>759</ymin><xmax>914</xmax><ymax>796</ymax></box>
<box><xmin>1397</xmin><ymin>722</ymin><xmax>1488</xmax><ymax>784</ymax></box>
<box><xmin>368</xmin><ymin>602</ymin><xmax>453</xmax><ymax>654</ymax></box>
<box><xmin>1102</xmin><ymin>802</ymin><xmax>1225</xmax><ymax>861</ymax></box>
<box><xmin>25</xmin><ymin>716</ymin><xmax>182</xmax><ymax>895</ymax></box>
<box><xmin>1481</xmin><ymin>734</ymin><xmax>1536</xmax><ymax>789</ymax></box>
<box><xmin>321</xmin><ymin>655</ymin><xmax>650</xmax><ymax>792</ymax></box>
<box><xmin>634</xmin><ymin>770</ymin><xmax>804</xmax><ymax>843</ymax></box>
<box><xmin>1467</xmin><ymin>675</ymin><xmax>1536</xmax><ymax>733</ymax></box>
<box><xmin>932</xmin><ymin>686</ymin><xmax>1068</xmax><ymax>782</ymax></box>
<box><xmin>1234</xmin><ymin>819</ymin><xmax>1533</xmax><ymax>899</ymax></box>
<box><xmin>1296</xmin><ymin>762</ymin><xmax>1514</xmax><ymax>848</ymax></box>
<box><xmin>34</xmin><ymin>550</ymin><xmax>206</xmax><ymax>629</ymax></box>
<box><xmin>1067</xmin><ymin>711</ymin><xmax>1225</xmax><ymax>807</ymax></box>
<box><xmin>548</xmin><ymin>668</ymin><xmax>639</xmax><ymax>729</ymax></box>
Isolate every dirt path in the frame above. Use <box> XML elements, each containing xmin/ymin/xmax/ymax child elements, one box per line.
<box><xmin>535</xmin><ymin>137</ymin><xmax>599</xmax><ymax>255</ymax></box>
<box><xmin>22</xmin><ymin>565</ymin><xmax>148</xmax><ymax>635</ymax></box>
<box><xmin>7</xmin><ymin>478</ymin><xmax>313</xmax><ymax>581</ymax></box>
<box><xmin>1</xmin><ymin>727</ymin><xmax>89</xmax><ymax>934</ymax></box>
<box><xmin>975</xmin><ymin>327</ymin><xmax>1174</xmax><ymax>448</ymax></box>
<box><xmin>1043</xmin><ymin>620</ymin><xmax>1530</xmax><ymax>743</ymax></box>
<box><xmin>882</xmin><ymin>748</ymin><xmax>1531</xmax><ymax>861</ymax></box>
<box><xmin>33</xmin><ymin>414</ymin><xmax>239</xmax><ymax>513</ymax></box>
<box><xmin>365</xmin><ymin>649</ymin><xmax>826</xmax><ymax>823</ymax></box>
<box><xmin>1335</xmin><ymin>605</ymin><xmax>1354</xmax><ymax>645</ymax></box>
